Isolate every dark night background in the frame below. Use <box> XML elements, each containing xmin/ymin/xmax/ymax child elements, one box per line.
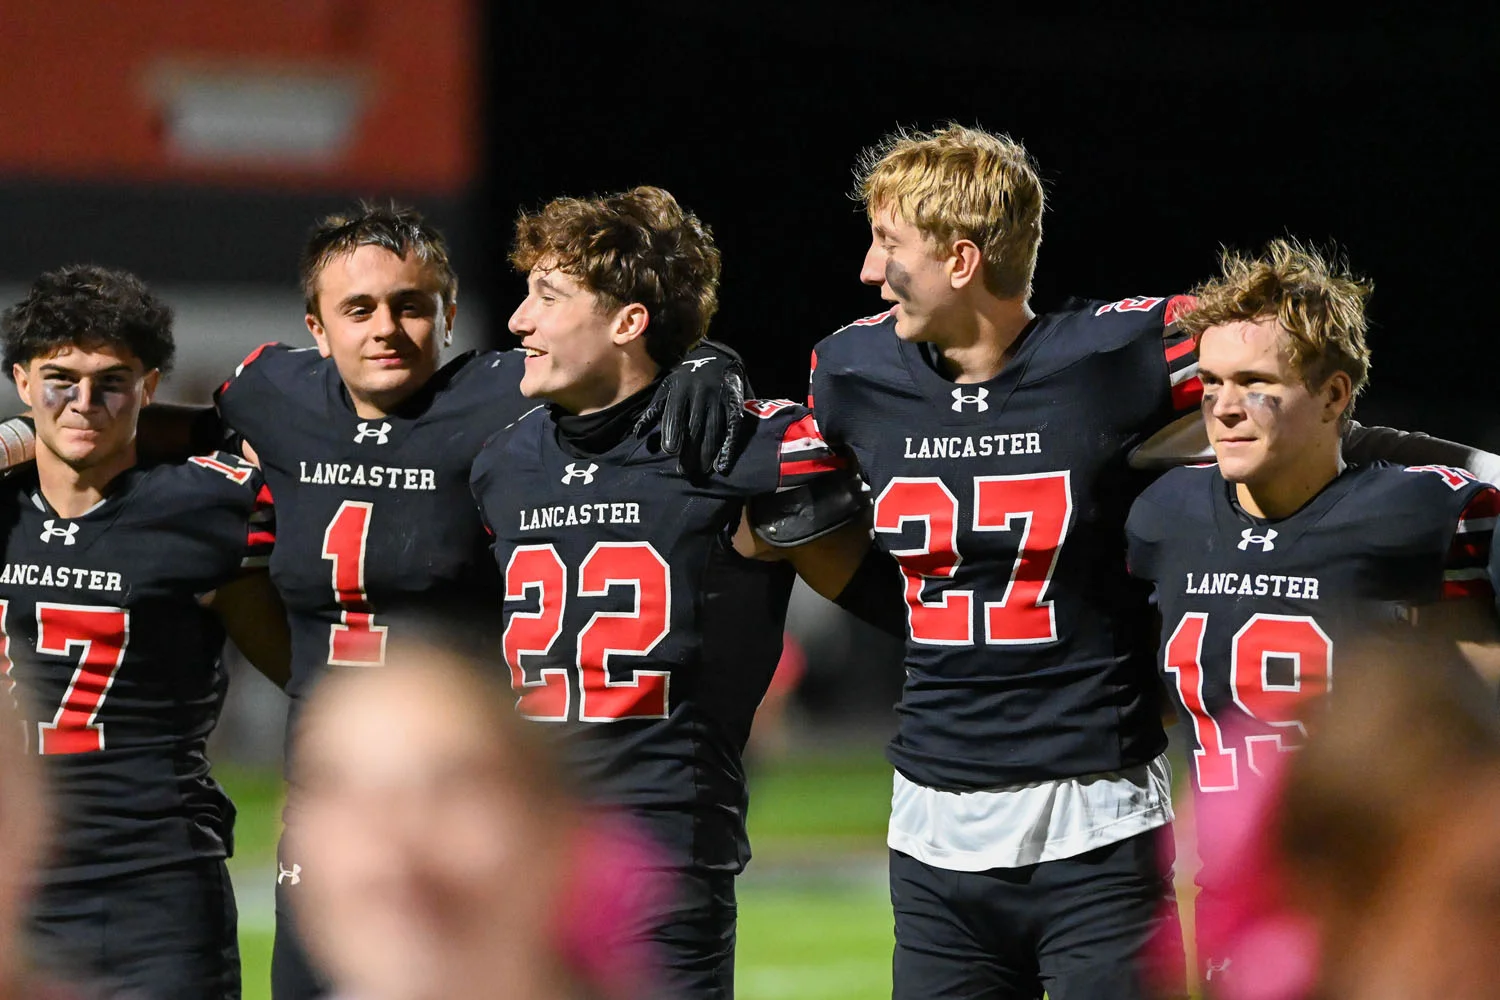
<box><xmin>484</xmin><ymin>3</ymin><xmax>1499</xmax><ymax>439</ymax></box>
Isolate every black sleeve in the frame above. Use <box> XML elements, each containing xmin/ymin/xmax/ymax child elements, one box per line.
<box><xmin>833</xmin><ymin>544</ymin><xmax>907</xmax><ymax>640</ymax></box>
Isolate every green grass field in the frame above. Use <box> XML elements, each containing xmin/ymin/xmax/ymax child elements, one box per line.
<box><xmin>221</xmin><ymin>750</ymin><xmax>899</xmax><ymax>1000</ymax></box>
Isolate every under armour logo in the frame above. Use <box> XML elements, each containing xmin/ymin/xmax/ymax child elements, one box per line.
<box><xmin>680</xmin><ymin>356</ymin><xmax>716</xmax><ymax>372</ymax></box>
<box><xmin>1204</xmin><ymin>957</ymin><xmax>1232</xmax><ymax>980</ymax></box>
<box><xmin>561</xmin><ymin>462</ymin><xmax>598</xmax><ymax>485</ymax></box>
<box><xmin>39</xmin><ymin>520</ymin><xmax>78</xmax><ymax>545</ymax></box>
<box><xmin>353</xmin><ymin>421</ymin><xmax>392</xmax><ymax>445</ymax></box>
<box><xmin>950</xmin><ymin>387</ymin><xmax>990</xmax><ymax>412</ymax></box>
<box><xmin>278</xmin><ymin>862</ymin><xmax>302</xmax><ymax>886</ymax></box>
<box><xmin>1237</xmin><ymin>527</ymin><xmax>1279</xmax><ymax>552</ymax></box>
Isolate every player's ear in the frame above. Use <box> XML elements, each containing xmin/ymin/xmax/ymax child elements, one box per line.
<box><xmin>141</xmin><ymin>368</ymin><xmax>161</xmax><ymax>405</ymax></box>
<box><xmin>612</xmin><ymin>303</ymin><xmax>650</xmax><ymax>346</ymax></box>
<box><xmin>1322</xmin><ymin>370</ymin><xmax>1353</xmax><ymax>423</ymax></box>
<box><xmin>13</xmin><ymin>363</ymin><xmax>30</xmax><ymax>406</ymax></box>
<box><xmin>306</xmin><ymin>312</ymin><xmax>333</xmax><ymax>359</ymax></box>
<box><xmin>948</xmin><ymin>239</ymin><xmax>984</xmax><ymax>290</ymax></box>
<box><xmin>442</xmin><ymin>298</ymin><xmax>458</xmax><ymax>348</ymax></box>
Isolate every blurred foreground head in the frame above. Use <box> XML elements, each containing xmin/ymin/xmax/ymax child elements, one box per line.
<box><xmin>1279</xmin><ymin>652</ymin><xmax>1500</xmax><ymax>1000</ymax></box>
<box><xmin>289</xmin><ymin>652</ymin><xmax>584</xmax><ymax>1000</ymax></box>
<box><xmin>0</xmin><ymin>701</ymin><xmax>47</xmax><ymax>998</ymax></box>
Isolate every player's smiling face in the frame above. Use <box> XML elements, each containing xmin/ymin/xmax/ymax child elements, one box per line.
<box><xmin>1198</xmin><ymin>316</ymin><xmax>1350</xmax><ymax>489</ymax></box>
<box><xmin>14</xmin><ymin>342</ymin><xmax>158</xmax><ymax>472</ymax></box>
<box><xmin>509</xmin><ymin>264</ymin><xmax>647</xmax><ymax>414</ymax></box>
<box><xmin>861</xmin><ymin>207</ymin><xmax>960</xmax><ymax>343</ymax></box>
<box><xmin>306</xmin><ymin>245</ymin><xmax>455</xmax><ymax>419</ymax></box>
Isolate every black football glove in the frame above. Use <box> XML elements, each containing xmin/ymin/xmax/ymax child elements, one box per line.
<box><xmin>636</xmin><ymin>341</ymin><xmax>751</xmax><ymax>477</ymax></box>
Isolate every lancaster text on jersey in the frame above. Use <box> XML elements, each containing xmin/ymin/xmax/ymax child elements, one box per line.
<box><xmin>903</xmin><ymin>432</ymin><xmax>1043</xmax><ymax>460</ymax></box>
<box><xmin>297</xmin><ymin>461</ymin><xmax>438</xmax><ymax>491</ymax></box>
<box><xmin>519</xmin><ymin>502</ymin><xmax>643</xmax><ymax>531</ymax></box>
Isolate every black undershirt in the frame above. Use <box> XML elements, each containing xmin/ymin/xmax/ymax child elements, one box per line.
<box><xmin>552</xmin><ymin>381</ymin><xmax>661</xmax><ymax>458</ymax></box>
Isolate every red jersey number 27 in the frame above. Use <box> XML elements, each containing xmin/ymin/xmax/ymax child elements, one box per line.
<box><xmin>873</xmin><ymin>473</ymin><xmax>1074</xmax><ymax>646</ymax></box>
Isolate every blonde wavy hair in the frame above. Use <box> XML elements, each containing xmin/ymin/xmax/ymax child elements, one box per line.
<box><xmin>1182</xmin><ymin>238</ymin><xmax>1373</xmax><ymax>413</ymax></box>
<box><xmin>853</xmin><ymin>124</ymin><xmax>1044</xmax><ymax>299</ymax></box>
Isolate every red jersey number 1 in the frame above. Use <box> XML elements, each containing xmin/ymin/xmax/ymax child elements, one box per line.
<box><xmin>322</xmin><ymin>501</ymin><xmax>388</xmax><ymax>666</ymax></box>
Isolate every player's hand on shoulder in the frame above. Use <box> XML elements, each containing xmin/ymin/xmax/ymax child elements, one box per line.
<box><xmin>635</xmin><ymin>339</ymin><xmax>750</xmax><ymax>477</ymax></box>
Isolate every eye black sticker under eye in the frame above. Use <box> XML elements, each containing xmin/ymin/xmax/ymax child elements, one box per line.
<box><xmin>885</xmin><ymin>258</ymin><xmax>914</xmax><ymax>299</ymax></box>
<box><xmin>41</xmin><ymin>383</ymin><xmax>79</xmax><ymax>409</ymax></box>
<box><xmin>1244</xmin><ymin>392</ymin><xmax>1281</xmax><ymax>417</ymax></box>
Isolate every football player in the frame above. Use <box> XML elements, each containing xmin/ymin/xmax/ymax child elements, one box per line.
<box><xmin>471</xmin><ymin>185</ymin><xmax>870</xmax><ymax>1000</ymax></box>
<box><xmin>809</xmin><ymin>124</ymin><xmax>1500</xmax><ymax>1000</ymax></box>
<box><xmin>0</xmin><ymin>266</ymin><xmax>288</xmax><ymax>1000</ymax></box>
<box><xmin>0</xmin><ymin>205</ymin><xmax>749</xmax><ymax>1000</ymax></box>
<box><xmin>1125</xmin><ymin>239</ymin><xmax>1500</xmax><ymax>992</ymax></box>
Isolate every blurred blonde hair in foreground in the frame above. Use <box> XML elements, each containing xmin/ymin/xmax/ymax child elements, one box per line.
<box><xmin>287</xmin><ymin>649</ymin><xmax>665</xmax><ymax>1000</ymax></box>
<box><xmin>1276</xmin><ymin>649</ymin><xmax>1500</xmax><ymax>1000</ymax></box>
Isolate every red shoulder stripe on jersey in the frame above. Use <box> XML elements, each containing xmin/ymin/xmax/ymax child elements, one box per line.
<box><xmin>1447</xmin><ymin>486</ymin><xmax>1500</xmax><ymax>571</ymax></box>
<box><xmin>780</xmin><ymin>455</ymin><xmax>847</xmax><ymax>480</ymax></box>
<box><xmin>1443</xmin><ymin>572</ymin><xmax>1493</xmax><ymax>600</ymax></box>
<box><xmin>778</xmin><ymin>413</ymin><xmax>844</xmax><ymax>485</ymax></box>
<box><xmin>1164</xmin><ymin>336</ymin><xmax>1196</xmax><ymax>365</ymax></box>
<box><xmin>807</xmin><ymin>349</ymin><xmax>819</xmax><ymax>409</ymax></box>
<box><xmin>1171</xmin><ymin>377</ymin><xmax>1204</xmax><ymax>412</ymax></box>
<box><xmin>218</xmin><ymin>341</ymin><xmax>277</xmax><ymax>398</ymax></box>
<box><xmin>1163</xmin><ymin>294</ymin><xmax>1198</xmax><ymax>327</ymax></box>
<box><xmin>850</xmin><ymin>308</ymin><xmax>895</xmax><ymax>327</ymax></box>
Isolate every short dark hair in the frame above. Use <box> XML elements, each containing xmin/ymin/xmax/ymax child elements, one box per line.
<box><xmin>510</xmin><ymin>186</ymin><xmax>720</xmax><ymax>367</ymax></box>
<box><xmin>300</xmin><ymin>201</ymin><xmax>458</xmax><ymax>318</ymax></box>
<box><xmin>2</xmin><ymin>265</ymin><xmax>175</xmax><ymax>379</ymax></box>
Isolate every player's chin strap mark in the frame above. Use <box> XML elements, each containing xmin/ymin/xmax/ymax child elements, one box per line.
<box><xmin>1237</xmin><ymin>527</ymin><xmax>1279</xmax><ymax>552</ymax></box>
<box><xmin>951</xmin><ymin>387</ymin><xmax>990</xmax><ymax>412</ymax></box>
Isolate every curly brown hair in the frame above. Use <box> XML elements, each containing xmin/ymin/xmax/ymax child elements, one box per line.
<box><xmin>1182</xmin><ymin>239</ymin><xmax>1373</xmax><ymax>414</ymax></box>
<box><xmin>3</xmin><ymin>265</ymin><xmax>175</xmax><ymax>377</ymax></box>
<box><xmin>510</xmin><ymin>186</ymin><xmax>720</xmax><ymax>367</ymax></box>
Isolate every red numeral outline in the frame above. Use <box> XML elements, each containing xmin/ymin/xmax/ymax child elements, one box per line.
<box><xmin>873</xmin><ymin>473</ymin><xmax>1075</xmax><ymax>647</ymax></box>
<box><xmin>188</xmin><ymin>454</ymin><xmax>254</xmax><ymax>485</ymax></box>
<box><xmin>503</xmin><ymin>546</ymin><xmax>571</xmax><ymax>721</ymax></box>
<box><xmin>974</xmin><ymin>473</ymin><xmax>1072</xmax><ymax>644</ymax></box>
<box><xmin>1165</xmin><ymin>611</ymin><xmax>1332</xmax><ymax>792</ymax></box>
<box><xmin>321</xmin><ymin>501</ymin><xmax>387</xmax><ymax>666</ymax></box>
<box><xmin>34</xmin><ymin>603</ymin><xmax>130</xmax><ymax>755</ymax></box>
<box><xmin>502</xmin><ymin>542</ymin><xmax>672</xmax><ymax>722</ymax></box>
<box><xmin>577</xmin><ymin>542</ymin><xmax>670</xmax><ymax>722</ymax></box>
<box><xmin>874</xmin><ymin>478</ymin><xmax>971</xmax><ymax>644</ymax></box>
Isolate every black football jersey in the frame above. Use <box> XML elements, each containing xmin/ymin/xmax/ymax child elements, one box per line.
<box><xmin>1127</xmin><ymin>461</ymin><xmax>1497</xmax><ymax>800</ymax></box>
<box><xmin>215</xmin><ymin>344</ymin><xmax>536</xmax><ymax>709</ymax></box>
<box><xmin>470</xmin><ymin>399</ymin><xmax>845</xmax><ymax>872</ymax></box>
<box><xmin>810</xmin><ymin>296</ymin><xmax>1202</xmax><ymax>790</ymax></box>
<box><xmin>0</xmin><ymin>453</ymin><xmax>270</xmax><ymax>884</ymax></box>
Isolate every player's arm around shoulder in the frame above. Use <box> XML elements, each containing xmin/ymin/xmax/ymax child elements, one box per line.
<box><xmin>189</xmin><ymin>452</ymin><xmax>292</xmax><ymax>688</ymax></box>
<box><xmin>1416</xmin><ymin>478</ymin><xmax>1500</xmax><ymax>688</ymax></box>
<box><xmin>726</xmin><ymin>400</ymin><xmax>872</xmax><ymax>601</ymax></box>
